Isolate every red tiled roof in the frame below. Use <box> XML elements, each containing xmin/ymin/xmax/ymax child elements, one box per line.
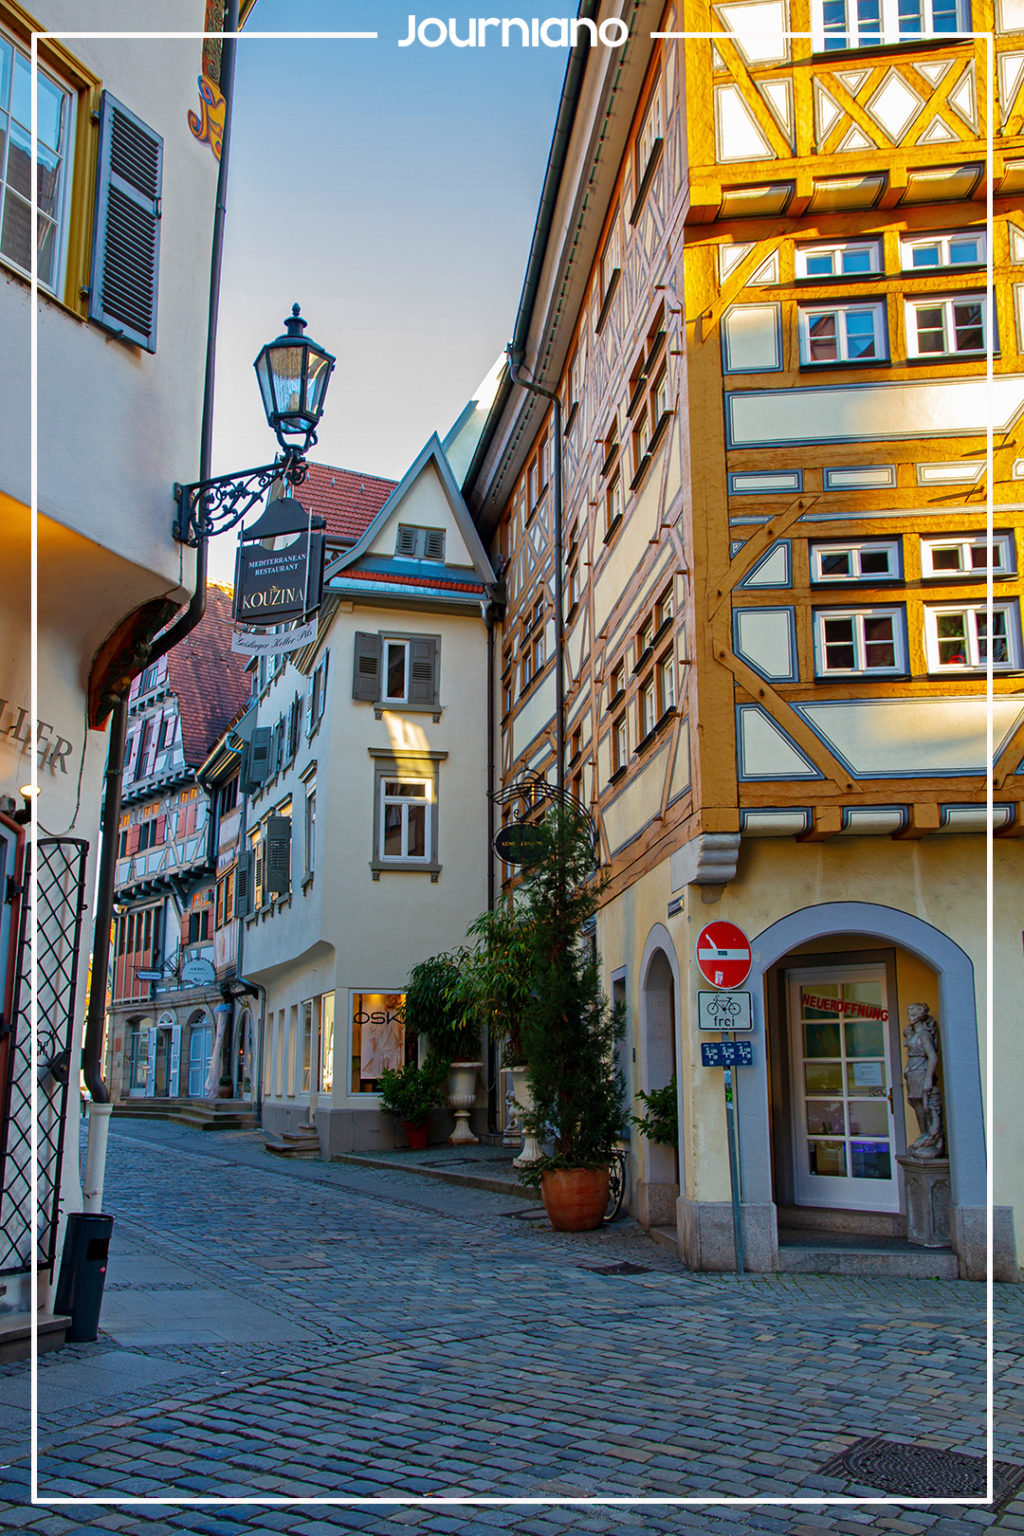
<box><xmin>297</xmin><ymin>460</ymin><xmax>397</xmax><ymax>543</ymax></box>
<box><xmin>166</xmin><ymin>584</ymin><xmax>252</xmax><ymax>766</ymax></box>
<box><xmin>344</xmin><ymin>569</ymin><xmax>485</xmax><ymax>595</ymax></box>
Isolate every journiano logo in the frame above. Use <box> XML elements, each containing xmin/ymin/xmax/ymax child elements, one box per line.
<box><xmin>398</xmin><ymin>14</ymin><xmax>630</xmax><ymax>48</ymax></box>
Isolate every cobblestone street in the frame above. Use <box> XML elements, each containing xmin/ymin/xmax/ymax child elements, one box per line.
<box><xmin>0</xmin><ymin>1121</ymin><xmax>1020</xmax><ymax>1534</ymax></box>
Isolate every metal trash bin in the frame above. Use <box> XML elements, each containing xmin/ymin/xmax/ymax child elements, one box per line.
<box><xmin>54</xmin><ymin>1212</ymin><xmax>114</xmax><ymax>1342</ymax></box>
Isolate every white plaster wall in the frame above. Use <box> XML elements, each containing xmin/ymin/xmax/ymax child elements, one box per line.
<box><xmin>0</xmin><ymin>1</ymin><xmax>217</xmax><ymax>594</ymax></box>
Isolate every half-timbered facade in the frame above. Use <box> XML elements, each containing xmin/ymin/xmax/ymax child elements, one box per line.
<box><xmin>106</xmin><ymin>586</ymin><xmax>250</xmax><ymax>1104</ymax></box>
<box><xmin>465</xmin><ymin>0</ymin><xmax>1022</xmax><ymax>1278</ymax></box>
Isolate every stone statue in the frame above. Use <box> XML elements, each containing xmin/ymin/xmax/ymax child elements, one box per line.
<box><xmin>903</xmin><ymin>1003</ymin><xmax>944</xmax><ymax>1159</ymax></box>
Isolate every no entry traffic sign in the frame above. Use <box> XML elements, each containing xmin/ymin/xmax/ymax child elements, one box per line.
<box><xmin>695</xmin><ymin>920</ymin><xmax>752</xmax><ymax>989</ymax></box>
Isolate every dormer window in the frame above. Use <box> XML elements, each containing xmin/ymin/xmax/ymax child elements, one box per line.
<box><xmin>395</xmin><ymin>524</ymin><xmax>445</xmax><ymax>561</ymax></box>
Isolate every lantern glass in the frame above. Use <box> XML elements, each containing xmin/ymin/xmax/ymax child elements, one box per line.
<box><xmin>254</xmin><ymin>306</ymin><xmax>335</xmax><ymax>453</ymax></box>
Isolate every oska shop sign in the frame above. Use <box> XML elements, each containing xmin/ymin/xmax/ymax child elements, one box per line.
<box><xmin>233</xmin><ymin>496</ymin><xmax>325</xmax><ymax>629</ymax></box>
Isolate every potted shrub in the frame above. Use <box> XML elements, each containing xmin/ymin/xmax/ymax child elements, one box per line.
<box><xmin>377</xmin><ymin>1057</ymin><xmax>450</xmax><ymax>1149</ymax></box>
<box><xmin>516</xmin><ymin>805</ymin><xmax>625</xmax><ymax>1230</ymax></box>
<box><xmin>403</xmin><ymin>951</ymin><xmax>482</xmax><ymax>1144</ymax></box>
<box><xmin>451</xmin><ymin>899</ymin><xmax>540</xmax><ymax>1163</ymax></box>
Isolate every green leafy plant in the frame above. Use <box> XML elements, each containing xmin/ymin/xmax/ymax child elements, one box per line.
<box><xmin>630</xmin><ymin>1075</ymin><xmax>678</xmax><ymax>1146</ymax></box>
<box><xmin>376</xmin><ymin>1057</ymin><xmax>450</xmax><ymax>1126</ymax></box>
<box><xmin>448</xmin><ymin>897</ymin><xmax>534</xmax><ymax>1067</ymax></box>
<box><xmin>403</xmin><ymin>951</ymin><xmax>480</xmax><ymax>1062</ymax></box>
<box><xmin>514</xmin><ymin>804</ymin><xmax>625</xmax><ymax>1185</ymax></box>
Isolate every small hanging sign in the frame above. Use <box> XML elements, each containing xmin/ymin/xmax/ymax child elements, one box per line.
<box><xmin>233</xmin><ymin>496</ymin><xmax>325</xmax><ymax>630</ymax></box>
<box><xmin>231</xmin><ymin>619</ymin><xmax>318</xmax><ymax>657</ymax></box>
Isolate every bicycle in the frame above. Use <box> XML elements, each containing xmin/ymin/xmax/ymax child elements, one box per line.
<box><xmin>604</xmin><ymin>1146</ymin><xmax>627</xmax><ymax>1223</ymax></box>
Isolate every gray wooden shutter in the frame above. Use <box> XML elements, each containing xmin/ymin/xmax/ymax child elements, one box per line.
<box><xmin>265</xmin><ymin>816</ymin><xmax>291</xmax><ymax>895</ymax></box>
<box><xmin>409</xmin><ymin>638</ymin><xmax>440</xmax><ymax>707</ymax></box>
<box><xmin>242</xmin><ymin>727</ymin><xmax>271</xmax><ymax>791</ymax></box>
<box><xmin>423</xmin><ymin>528</ymin><xmax>445</xmax><ymax>561</ymax></box>
<box><xmin>353</xmin><ymin>633</ymin><xmax>381</xmax><ymax>701</ymax></box>
<box><xmin>89</xmin><ymin>92</ymin><xmax>163</xmax><ymax>352</ymax></box>
<box><xmin>235</xmin><ymin>851</ymin><xmax>250</xmax><ymax>917</ymax></box>
<box><xmin>395</xmin><ymin>525</ymin><xmax>417</xmax><ymax>556</ymax></box>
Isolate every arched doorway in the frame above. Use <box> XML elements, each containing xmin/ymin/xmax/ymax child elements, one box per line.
<box><xmin>739</xmin><ymin>902</ymin><xmax>992</xmax><ymax>1279</ymax></box>
<box><xmin>636</xmin><ymin>927</ymin><xmax>681</xmax><ymax>1228</ymax></box>
<box><xmin>235</xmin><ymin>1008</ymin><xmax>254</xmax><ymax>1101</ymax></box>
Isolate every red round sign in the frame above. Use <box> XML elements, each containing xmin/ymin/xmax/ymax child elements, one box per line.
<box><xmin>695</xmin><ymin>920</ymin><xmax>752</xmax><ymax>989</ymax></box>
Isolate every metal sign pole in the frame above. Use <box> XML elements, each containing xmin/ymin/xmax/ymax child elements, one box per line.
<box><xmin>722</xmin><ymin>1035</ymin><xmax>745</xmax><ymax>1275</ymax></box>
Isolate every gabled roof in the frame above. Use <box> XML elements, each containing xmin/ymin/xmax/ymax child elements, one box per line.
<box><xmin>166</xmin><ymin>584</ymin><xmax>252</xmax><ymax>766</ymax></box>
<box><xmin>330</xmin><ymin>434</ymin><xmax>496</xmax><ymax>589</ymax></box>
<box><xmin>297</xmin><ymin>461</ymin><xmax>398</xmax><ymax>544</ymax></box>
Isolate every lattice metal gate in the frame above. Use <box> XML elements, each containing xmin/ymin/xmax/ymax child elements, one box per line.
<box><xmin>0</xmin><ymin>835</ymin><xmax>89</xmax><ymax>1277</ymax></box>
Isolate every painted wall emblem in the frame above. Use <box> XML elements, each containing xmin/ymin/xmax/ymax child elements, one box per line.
<box><xmin>188</xmin><ymin>74</ymin><xmax>226</xmax><ymax>160</ymax></box>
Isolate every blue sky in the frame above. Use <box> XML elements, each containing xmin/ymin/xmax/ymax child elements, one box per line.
<box><xmin>210</xmin><ymin>0</ymin><xmax>576</xmax><ymax>576</ymax></box>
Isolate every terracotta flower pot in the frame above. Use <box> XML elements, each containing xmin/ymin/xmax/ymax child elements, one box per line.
<box><xmin>540</xmin><ymin>1166</ymin><xmax>610</xmax><ymax>1231</ymax></box>
<box><xmin>403</xmin><ymin>1120</ymin><xmax>431</xmax><ymax>1150</ymax></box>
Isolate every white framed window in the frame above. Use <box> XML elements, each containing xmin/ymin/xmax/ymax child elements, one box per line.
<box><xmin>813</xmin><ymin>607</ymin><xmax>907</xmax><ymax>676</ymax></box>
<box><xmin>606</xmin><ymin>468</ymin><xmax>623</xmax><ymax>535</ymax></box>
<box><xmin>612</xmin><ymin>714</ymin><xmax>628</xmax><ymax>773</ymax></box>
<box><xmin>636</xmin><ymin>78</ymin><xmax>663</xmax><ymax>183</ymax></box>
<box><xmin>382</xmin><ymin>638</ymin><xmax>410</xmax><ymax>704</ymax></box>
<box><xmin>799</xmin><ymin>302</ymin><xmax>887</xmax><ymax>364</ymax></box>
<box><xmin>0</xmin><ymin>30</ymin><xmax>75</xmax><ymax>295</ymax></box>
<box><xmin>921</xmin><ymin>532</ymin><xmax>1015</xmax><ymax>579</ymax></box>
<box><xmin>658</xmin><ymin>652</ymin><xmax>676</xmax><ymax>713</ymax></box>
<box><xmin>601</xmin><ymin>216</ymin><xmax>621</xmax><ymax>299</ymax></box>
<box><xmin>906</xmin><ymin>296</ymin><xmax>987</xmax><ymax>357</ymax></box>
<box><xmin>900</xmin><ymin>230</ymin><xmax>985</xmax><ymax>271</ymax></box>
<box><xmin>303</xmin><ymin>780</ymin><xmax>316</xmax><ymax>877</ymax></box>
<box><xmin>924</xmin><ymin>602</ymin><xmax>1021</xmax><ymax>671</ymax></box>
<box><xmin>796</xmin><ymin>240</ymin><xmax>881</xmax><ymax>279</ymax></box>
<box><xmin>811</xmin><ymin>540</ymin><xmax>901</xmax><ymax>582</ymax></box>
<box><xmin>816</xmin><ymin>0</ymin><xmax>968</xmax><ymax>50</ymax></box>
<box><xmin>638</xmin><ymin>676</ymin><xmax>657</xmax><ymax>739</ymax></box>
<box><xmin>379</xmin><ymin>778</ymin><xmax>431</xmax><ymax>862</ymax></box>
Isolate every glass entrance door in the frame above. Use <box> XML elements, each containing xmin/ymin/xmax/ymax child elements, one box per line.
<box><xmin>787</xmin><ymin>964</ymin><xmax>900</xmax><ymax>1212</ymax></box>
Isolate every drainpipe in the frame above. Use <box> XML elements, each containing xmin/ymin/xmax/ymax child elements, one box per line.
<box><xmin>81</xmin><ymin>0</ymin><xmax>240</xmax><ymax>1208</ymax></box>
<box><xmin>506</xmin><ymin>351</ymin><xmax>565</xmax><ymax>803</ymax></box>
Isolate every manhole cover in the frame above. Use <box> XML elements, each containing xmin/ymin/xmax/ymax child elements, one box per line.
<box><xmin>585</xmin><ymin>1262</ymin><xmax>651</xmax><ymax>1276</ymax></box>
<box><xmin>822</xmin><ymin>1437</ymin><xmax>1024</xmax><ymax>1510</ymax></box>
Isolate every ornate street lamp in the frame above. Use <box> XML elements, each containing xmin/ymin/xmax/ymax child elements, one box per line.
<box><xmin>254</xmin><ymin>303</ymin><xmax>335</xmax><ymax>456</ymax></box>
<box><xmin>174</xmin><ymin>304</ymin><xmax>335</xmax><ymax>547</ymax></box>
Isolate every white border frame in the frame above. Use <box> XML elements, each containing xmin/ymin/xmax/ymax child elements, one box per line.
<box><xmin>27</xmin><ymin>18</ymin><xmax>999</xmax><ymax>1517</ymax></box>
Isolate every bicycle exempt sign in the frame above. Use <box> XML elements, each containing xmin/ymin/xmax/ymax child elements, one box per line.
<box><xmin>697</xmin><ymin>991</ymin><xmax>753</xmax><ymax>1032</ymax></box>
<box><xmin>695</xmin><ymin>920</ymin><xmax>752</xmax><ymax>989</ymax></box>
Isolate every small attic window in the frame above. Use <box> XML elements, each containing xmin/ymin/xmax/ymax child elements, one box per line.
<box><xmin>396</xmin><ymin>524</ymin><xmax>446</xmax><ymax>562</ymax></box>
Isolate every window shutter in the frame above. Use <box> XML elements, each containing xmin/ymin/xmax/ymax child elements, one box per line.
<box><xmin>353</xmin><ymin>633</ymin><xmax>382</xmax><ymax>701</ymax></box>
<box><xmin>319</xmin><ymin>652</ymin><xmax>329</xmax><ymax>716</ymax></box>
<box><xmin>423</xmin><ymin>528</ymin><xmax>445</xmax><ymax>562</ymax></box>
<box><xmin>89</xmin><ymin>92</ymin><xmax>163</xmax><ymax>352</ymax></box>
<box><xmin>395</xmin><ymin>525</ymin><xmax>417</xmax><ymax>557</ymax></box>
<box><xmin>265</xmin><ymin>816</ymin><xmax>291</xmax><ymax>895</ymax></box>
<box><xmin>125</xmin><ymin>824</ymin><xmax>140</xmax><ymax>855</ymax></box>
<box><xmin>243</xmin><ymin>727</ymin><xmax>271</xmax><ymax>791</ymax></box>
<box><xmin>305</xmin><ymin>674</ymin><xmax>316</xmax><ymax>734</ymax></box>
<box><xmin>409</xmin><ymin>638</ymin><xmax>440</xmax><ymax>707</ymax></box>
<box><xmin>235</xmin><ymin>851</ymin><xmax>250</xmax><ymax>917</ymax></box>
<box><xmin>154</xmin><ymin>814</ymin><xmax>166</xmax><ymax>845</ymax></box>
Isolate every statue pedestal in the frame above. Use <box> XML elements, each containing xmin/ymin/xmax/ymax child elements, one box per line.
<box><xmin>897</xmin><ymin>1155</ymin><xmax>951</xmax><ymax>1248</ymax></box>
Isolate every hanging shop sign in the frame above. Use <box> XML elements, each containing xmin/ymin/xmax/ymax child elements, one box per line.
<box><xmin>230</xmin><ymin>618</ymin><xmax>318</xmax><ymax>657</ymax></box>
<box><xmin>233</xmin><ymin>496</ymin><xmax>325</xmax><ymax>630</ymax></box>
<box><xmin>695</xmin><ymin>920</ymin><xmax>752</xmax><ymax>990</ymax></box>
<box><xmin>493</xmin><ymin>822</ymin><xmax>547</xmax><ymax>866</ymax></box>
<box><xmin>181</xmin><ymin>957</ymin><xmax>216</xmax><ymax>988</ymax></box>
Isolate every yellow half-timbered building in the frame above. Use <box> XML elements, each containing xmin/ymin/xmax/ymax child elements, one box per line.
<box><xmin>465</xmin><ymin>0</ymin><xmax>1023</xmax><ymax>1278</ymax></box>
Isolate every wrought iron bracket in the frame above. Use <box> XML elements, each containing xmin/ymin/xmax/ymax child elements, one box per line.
<box><xmin>173</xmin><ymin>445</ymin><xmax>310</xmax><ymax>547</ymax></box>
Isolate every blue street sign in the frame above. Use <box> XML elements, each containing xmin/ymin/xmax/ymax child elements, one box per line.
<box><xmin>701</xmin><ymin>1040</ymin><xmax>753</xmax><ymax>1068</ymax></box>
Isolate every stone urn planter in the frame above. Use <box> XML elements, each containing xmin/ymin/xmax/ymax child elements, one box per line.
<box><xmin>447</xmin><ymin>1061</ymin><xmax>481</xmax><ymax>1145</ymax></box>
<box><xmin>510</xmin><ymin>1066</ymin><xmax>543</xmax><ymax>1168</ymax></box>
<box><xmin>540</xmin><ymin>1167</ymin><xmax>610</xmax><ymax>1231</ymax></box>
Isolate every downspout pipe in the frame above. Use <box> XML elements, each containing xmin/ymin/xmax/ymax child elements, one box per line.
<box><xmin>506</xmin><ymin>352</ymin><xmax>565</xmax><ymax>805</ymax></box>
<box><xmin>81</xmin><ymin>2</ymin><xmax>239</xmax><ymax>1199</ymax></box>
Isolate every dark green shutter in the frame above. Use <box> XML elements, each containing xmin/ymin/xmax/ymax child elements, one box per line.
<box><xmin>409</xmin><ymin>638</ymin><xmax>440</xmax><ymax>707</ymax></box>
<box><xmin>353</xmin><ymin>633</ymin><xmax>381</xmax><ymax>701</ymax></box>
<box><xmin>89</xmin><ymin>92</ymin><xmax>162</xmax><ymax>352</ymax></box>
<box><xmin>234</xmin><ymin>851</ymin><xmax>250</xmax><ymax>918</ymax></box>
<box><xmin>242</xmin><ymin>727</ymin><xmax>271</xmax><ymax>792</ymax></box>
<box><xmin>265</xmin><ymin>816</ymin><xmax>291</xmax><ymax>896</ymax></box>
